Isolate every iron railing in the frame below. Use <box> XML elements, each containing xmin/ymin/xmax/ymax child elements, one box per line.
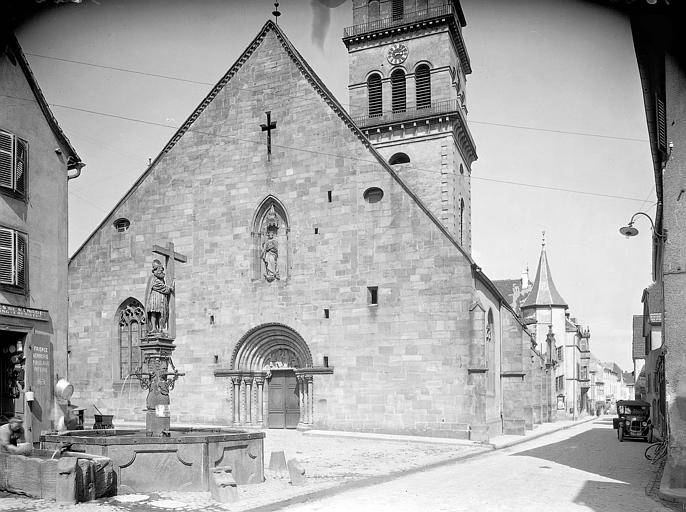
<box><xmin>352</xmin><ymin>99</ymin><xmax>461</xmax><ymax>128</ymax></box>
<box><xmin>343</xmin><ymin>4</ymin><xmax>457</xmax><ymax>39</ymax></box>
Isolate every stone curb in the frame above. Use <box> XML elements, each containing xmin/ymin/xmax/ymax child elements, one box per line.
<box><xmin>658</xmin><ymin>462</ymin><xmax>686</xmax><ymax>504</ymax></box>
<box><xmin>486</xmin><ymin>416</ymin><xmax>598</xmax><ymax>450</ymax></box>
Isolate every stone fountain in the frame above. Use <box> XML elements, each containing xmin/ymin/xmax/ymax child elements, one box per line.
<box><xmin>42</xmin><ymin>242</ymin><xmax>264</xmax><ymax>493</ymax></box>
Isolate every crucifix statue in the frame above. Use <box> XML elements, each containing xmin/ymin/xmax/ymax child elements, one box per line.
<box><xmin>145</xmin><ymin>242</ymin><xmax>187</xmax><ymax>339</ymax></box>
<box><xmin>260</xmin><ymin>111</ymin><xmax>277</xmax><ymax>161</ymax></box>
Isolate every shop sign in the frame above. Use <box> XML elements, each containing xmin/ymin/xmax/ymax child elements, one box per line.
<box><xmin>0</xmin><ymin>303</ymin><xmax>49</xmax><ymax>322</ymax></box>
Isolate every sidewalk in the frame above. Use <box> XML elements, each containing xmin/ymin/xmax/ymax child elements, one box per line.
<box><xmin>0</xmin><ymin>417</ymin><xmax>595</xmax><ymax>512</ymax></box>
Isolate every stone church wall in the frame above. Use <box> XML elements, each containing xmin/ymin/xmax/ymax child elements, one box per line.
<box><xmin>68</xmin><ymin>29</ymin><xmax>486</xmax><ymax>437</ymax></box>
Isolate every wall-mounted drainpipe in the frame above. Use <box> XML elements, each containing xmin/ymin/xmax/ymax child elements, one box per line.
<box><xmin>67</xmin><ymin>159</ymin><xmax>85</xmax><ymax>180</ymax></box>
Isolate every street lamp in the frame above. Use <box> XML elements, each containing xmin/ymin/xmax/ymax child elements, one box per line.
<box><xmin>619</xmin><ymin>212</ymin><xmax>666</xmax><ymax>239</ymax></box>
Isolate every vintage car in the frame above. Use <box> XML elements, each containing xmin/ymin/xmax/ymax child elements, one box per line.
<box><xmin>613</xmin><ymin>400</ymin><xmax>653</xmax><ymax>442</ymax></box>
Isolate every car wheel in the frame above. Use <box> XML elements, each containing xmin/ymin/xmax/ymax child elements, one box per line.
<box><xmin>619</xmin><ymin>429</ymin><xmax>624</xmax><ymax>442</ymax></box>
<box><xmin>647</xmin><ymin>430</ymin><xmax>653</xmax><ymax>443</ymax></box>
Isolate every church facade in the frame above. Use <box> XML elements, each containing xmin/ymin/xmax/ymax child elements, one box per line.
<box><xmin>67</xmin><ymin>2</ymin><xmax>552</xmax><ymax>440</ymax></box>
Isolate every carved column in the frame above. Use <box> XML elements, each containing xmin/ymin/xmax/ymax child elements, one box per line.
<box><xmin>243</xmin><ymin>376</ymin><xmax>253</xmax><ymax>425</ymax></box>
<box><xmin>305</xmin><ymin>375</ymin><xmax>314</xmax><ymax>424</ymax></box>
<box><xmin>297</xmin><ymin>375</ymin><xmax>305</xmax><ymax>424</ymax></box>
<box><xmin>230</xmin><ymin>376</ymin><xmax>241</xmax><ymax>425</ymax></box>
<box><xmin>255</xmin><ymin>376</ymin><xmax>265</xmax><ymax>426</ymax></box>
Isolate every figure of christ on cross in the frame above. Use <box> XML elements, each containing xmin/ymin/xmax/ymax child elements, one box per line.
<box><xmin>145</xmin><ymin>242</ymin><xmax>187</xmax><ymax>340</ymax></box>
<box><xmin>260</xmin><ymin>111</ymin><xmax>277</xmax><ymax>161</ymax></box>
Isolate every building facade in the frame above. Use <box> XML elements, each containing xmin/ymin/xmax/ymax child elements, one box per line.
<box><xmin>0</xmin><ymin>36</ymin><xmax>83</xmax><ymax>442</ymax></box>
<box><xmin>67</xmin><ymin>5</ymin><xmax>552</xmax><ymax>441</ymax></box>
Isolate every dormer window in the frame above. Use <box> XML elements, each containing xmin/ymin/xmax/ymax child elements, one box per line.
<box><xmin>113</xmin><ymin>218</ymin><xmax>131</xmax><ymax>233</ymax></box>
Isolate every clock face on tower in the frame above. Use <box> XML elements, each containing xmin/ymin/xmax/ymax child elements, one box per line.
<box><xmin>386</xmin><ymin>43</ymin><xmax>409</xmax><ymax>65</ymax></box>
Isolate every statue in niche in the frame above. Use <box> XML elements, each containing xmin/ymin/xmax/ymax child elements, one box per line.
<box><xmin>146</xmin><ymin>259</ymin><xmax>174</xmax><ymax>333</ymax></box>
<box><xmin>261</xmin><ymin>205</ymin><xmax>280</xmax><ymax>282</ymax></box>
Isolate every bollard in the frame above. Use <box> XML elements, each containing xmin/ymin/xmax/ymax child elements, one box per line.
<box><xmin>210</xmin><ymin>466</ymin><xmax>239</xmax><ymax>504</ymax></box>
<box><xmin>287</xmin><ymin>458</ymin><xmax>306</xmax><ymax>486</ymax></box>
<box><xmin>268</xmin><ymin>450</ymin><xmax>287</xmax><ymax>474</ymax></box>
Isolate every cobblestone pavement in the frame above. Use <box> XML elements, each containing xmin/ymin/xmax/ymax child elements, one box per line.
<box><xmin>0</xmin><ymin>417</ymin><xmax>626</xmax><ymax>512</ymax></box>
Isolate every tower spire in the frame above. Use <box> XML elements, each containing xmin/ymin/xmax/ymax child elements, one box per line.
<box><xmin>272</xmin><ymin>1</ymin><xmax>281</xmax><ymax>24</ymax></box>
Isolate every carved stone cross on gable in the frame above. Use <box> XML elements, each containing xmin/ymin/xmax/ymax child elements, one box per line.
<box><xmin>260</xmin><ymin>111</ymin><xmax>277</xmax><ymax>162</ymax></box>
<box><xmin>152</xmin><ymin>242</ymin><xmax>187</xmax><ymax>340</ymax></box>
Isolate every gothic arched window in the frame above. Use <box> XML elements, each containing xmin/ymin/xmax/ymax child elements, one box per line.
<box><xmin>117</xmin><ymin>298</ymin><xmax>145</xmax><ymax>380</ymax></box>
<box><xmin>486</xmin><ymin>309</ymin><xmax>495</xmax><ymax>392</ymax></box>
<box><xmin>391</xmin><ymin>69</ymin><xmax>406</xmax><ymax>113</ymax></box>
<box><xmin>415</xmin><ymin>64</ymin><xmax>431</xmax><ymax>109</ymax></box>
<box><xmin>367</xmin><ymin>74</ymin><xmax>382</xmax><ymax>117</ymax></box>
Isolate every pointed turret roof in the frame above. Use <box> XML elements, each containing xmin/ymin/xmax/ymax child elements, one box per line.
<box><xmin>521</xmin><ymin>243</ymin><xmax>567</xmax><ymax>309</ymax></box>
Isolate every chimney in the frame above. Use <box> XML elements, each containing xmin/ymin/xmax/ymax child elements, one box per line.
<box><xmin>521</xmin><ymin>265</ymin><xmax>529</xmax><ymax>289</ymax></box>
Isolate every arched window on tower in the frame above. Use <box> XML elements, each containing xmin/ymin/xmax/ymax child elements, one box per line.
<box><xmin>117</xmin><ymin>298</ymin><xmax>146</xmax><ymax>380</ymax></box>
<box><xmin>415</xmin><ymin>64</ymin><xmax>431</xmax><ymax>109</ymax></box>
<box><xmin>392</xmin><ymin>0</ymin><xmax>404</xmax><ymax>20</ymax></box>
<box><xmin>389</xmin><ymin>152</ymin><xmax>410</xmax><ymax>165</ymax></box>
<box><xmin>368</xmin><ymin>0</ymin><xmax>380</xmax><ymax>20</ymax></box>
<box><xmin>460</xmin><ymin>197</ymin><xmax>465</xmax><ymax>246</ymax></box>
<box><xmin>391</xmin><ymin>69</ymin><xmax>406</xmax><ymax>113</ymax></box>
<box><xmin>367</xmin><ymin>74</ymin><xmax>382</xmax><ymax>117</ymax></box>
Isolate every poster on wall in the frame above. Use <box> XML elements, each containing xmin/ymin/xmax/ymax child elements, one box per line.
<box><xmin>25</xmin><ymin>333</ymin><xmax>53</xmax><ymax>444</ymax></box>
<box><xmin>557</xmin><ymin>395</ymin><xmax>566</xmax><ymax>411</ymax></box>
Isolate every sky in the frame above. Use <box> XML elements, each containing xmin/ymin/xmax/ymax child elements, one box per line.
<box><xmin>15</xmin><ymin>0</ymin><xmax>654</xmax><ymax>370</ymax></box>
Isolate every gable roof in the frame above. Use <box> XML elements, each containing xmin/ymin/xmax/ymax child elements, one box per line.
<box><xmin>5</xmin><ymin>35</ymin><xmax>83</xmax><ymax>171</ymax></box>
<box><xmin>521</xmin><ymin>246</ymin><xmax>567</xmax><ymax>309</ymax></box>
<box><xmin>70</xmin><ymin>20</ymin><xmax>479</xmax><ymax>275</ymax></box>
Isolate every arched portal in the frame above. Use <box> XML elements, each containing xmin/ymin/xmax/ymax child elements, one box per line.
<box><xmin>222</xmin><ymin>324</ymin><xmax>328</xmax><ymax>429</ymax></box>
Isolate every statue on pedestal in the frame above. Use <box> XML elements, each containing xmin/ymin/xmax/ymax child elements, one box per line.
<box><xmin>145</xmin><ymin>259</ymin><xmax>174</xmax><ymax>334</ymax></box>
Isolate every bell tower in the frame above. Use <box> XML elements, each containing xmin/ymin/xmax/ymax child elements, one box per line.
<box><xmin>344</xmin><ymin>0</ymin><xmax>477</xmax><ymax>251</ymax></box>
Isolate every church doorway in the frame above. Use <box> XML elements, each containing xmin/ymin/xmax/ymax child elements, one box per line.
<box><xmin>267</xmin><ymin>369</ymin><xmax>299</xmax><ymax>429</ymax></box>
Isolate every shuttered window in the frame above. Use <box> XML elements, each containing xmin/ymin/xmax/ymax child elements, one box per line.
<box><xmin>0</xmin><ymin>227</ymin><xmax>28</xmax><ymax>288</ymax></box>
<box><xmin>367</xmin><ymin>74</ymin><xmax>382</xmax><ymax>117</ymax></box>
<box><xmin>391</xmin><ymin>69</ymin><xmax>406</xmax><ymax>113</ymax></box>
<box><xmin>0</xmin><ymin>130</ymin><xmax>28</xmax><ymax>197</ymax></box>
<box><xmin>415</xmin><ymin>64</ymin><xmax>431</xmax><ymax>109</ymax></box>
<box><xmin>656</xmin><ymin>95</ymin><xmax>667</xmax><ymax>154</ymax></box>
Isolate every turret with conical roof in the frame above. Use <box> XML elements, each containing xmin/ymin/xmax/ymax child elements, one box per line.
<box><xmin>521</xmin><ymin>240</ymin><xmax>567</xmax><ymax>310</ymax></box>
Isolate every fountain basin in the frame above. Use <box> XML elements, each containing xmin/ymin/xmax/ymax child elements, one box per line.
<box><xmin>41</xmin><ymin>428</ymin><xmax>264</xmax><ymax>493</ymax></box>
<box><xmin>0</xmin><ymin>449</ymin><xmax>114</xmax><ymax>502</ymax></box>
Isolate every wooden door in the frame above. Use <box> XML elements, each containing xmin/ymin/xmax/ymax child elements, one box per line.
<box><xmin>267</xmin><ymin>370</ymin><xmax>299</xmax><ymax>429</ymax></box>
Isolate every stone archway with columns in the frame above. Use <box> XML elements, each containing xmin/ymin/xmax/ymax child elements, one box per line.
<box><xmin>214</xmin><ymin>323</ymin><xmax>333</xmax><ymax>429</ymax></box>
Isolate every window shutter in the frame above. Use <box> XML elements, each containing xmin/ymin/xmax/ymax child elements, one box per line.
<box><xmin>0</xmin><ymin>228</ymin><xmax>15</xmax><ymax>284</ymax></box>
<box><xmin>391</xmin><ymin>70</ymin><xmax>406</xmax><ymax>113</ymax></box>
<box><xmin>0</xmin><ymin>131</ymin><xmax>14</xmax><ymax>190</ymax></box>
<box><xmin>15</xmin><ymin>231</ymin><xmax>26</xmax><ymax>288</ymax></box>
<box><xmin>15</xmin><ymin>138</ymin><xmax>27</xmax><ymax>195</ymax></box>
<box><xmin>367</xmin><ymin>74</ymin><xmax>382</xmax><ymax>117</ymax></box>
<box><xmin>415</xmin><ymin>65</ymin><xmax>431</xmax><ymax>109</ymax></box>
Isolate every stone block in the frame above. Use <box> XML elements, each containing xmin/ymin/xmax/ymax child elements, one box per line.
<box><xmin>503</xmin><ymin>419</ymin><xmax>526</xmax><ymax>436</ymax></box>
<box><xmin>56</xmin><ymin>457</ymin><xmax>78</xmax><ymax>504</ymax></box>
<box><xmin>287</xmin><ymin>458</ymin><xmax>306</xmax><ymax>486</ymax></box>
<box><xmin>210</xmin><ymin>466</ymin><xmax>238</xmax><ymax>504</ymax></box>
<box><xmin>268</xmin><ymin>450</ymin><xmax>287</xmax><ymax>473</ymax></box>
<box><xmin>469</xmin><ymin>424</ymin><xmax>489</xmax><ymax>442</ymax></box>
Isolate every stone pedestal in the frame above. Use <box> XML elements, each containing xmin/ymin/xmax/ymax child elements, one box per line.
<box><xmin>137</xmin><ymin>335</ymin><xmax>183</xmax><ymax>435</ymax></box>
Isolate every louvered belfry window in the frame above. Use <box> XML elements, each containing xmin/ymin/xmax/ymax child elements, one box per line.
<box><xmin>391</xmin><ymin>69</ymin><xmax>406</xmax><ymax>113</ymax></box>
<box><xmin>0</xmin><ymin>130</ymin><xmax>27</xmax><ymax>196</ymax></box>
<box><xmin>392</xmin><ymin>0</ymin><xmax>404</xmax><ymax>20</ymax></box>
<box><xmin>367</xmin><ymin>74</ymin><xmax>382</xmax><ymax>117</ymax></box>
<box><xmin>0</xmin><ymin>227</ymin><xmax>27</xmax><ymax>288</ymax></box>
<box><xmin>416</xmin><ymin>64</ymin><xmax>431</xmax><ymax>109</ymax></box>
